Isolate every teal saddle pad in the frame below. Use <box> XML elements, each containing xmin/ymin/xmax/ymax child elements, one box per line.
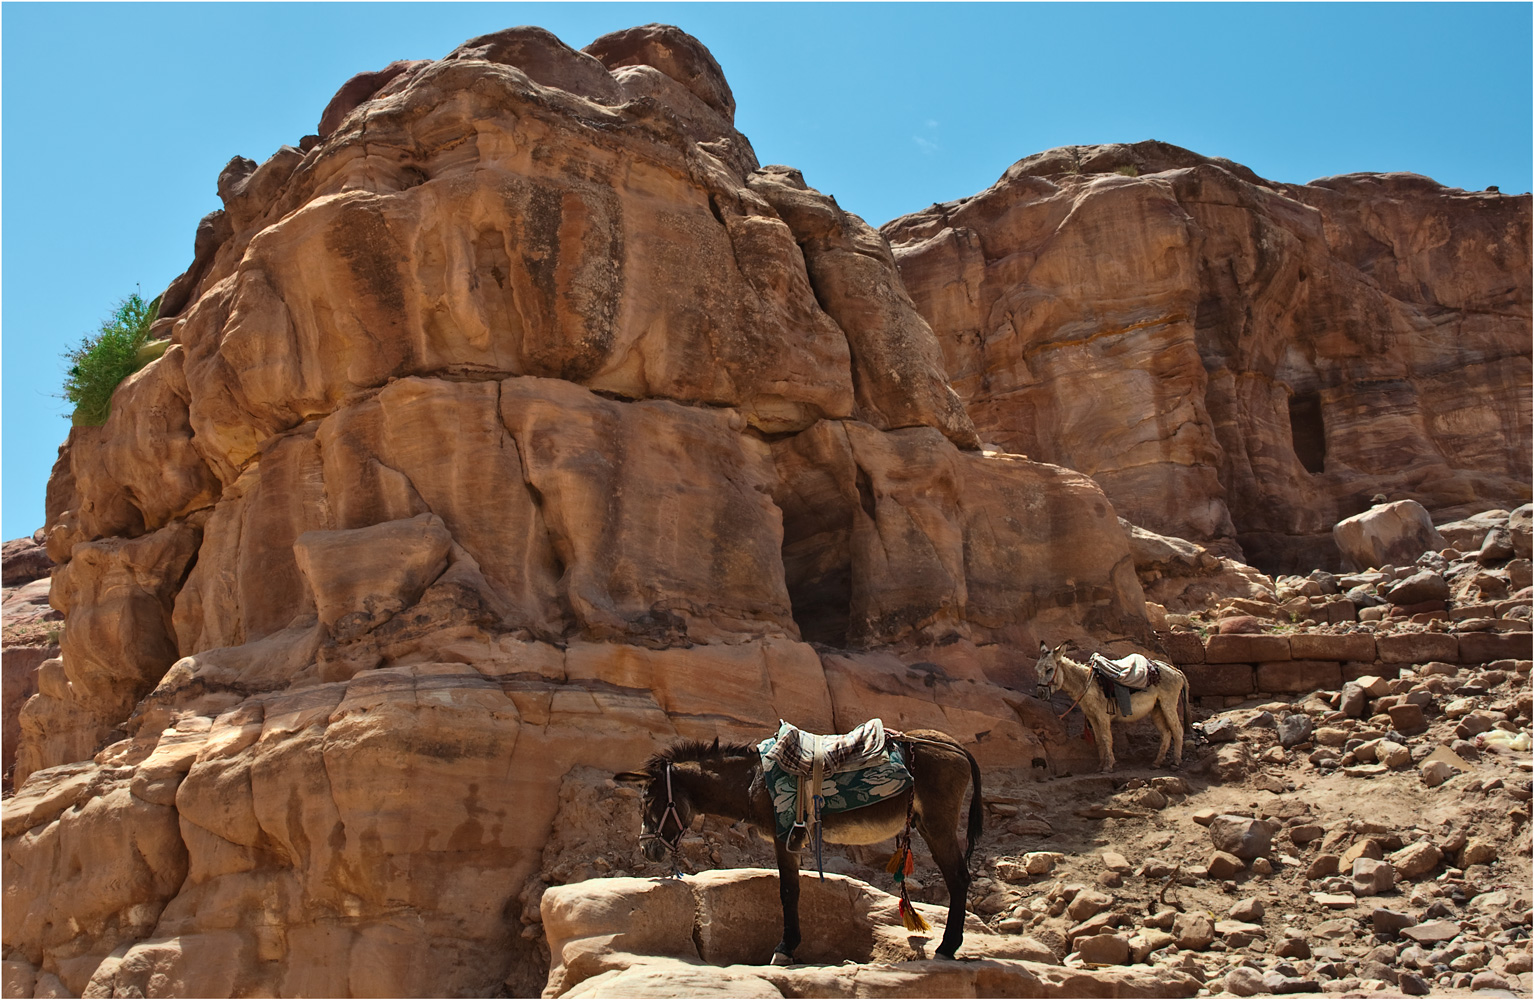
<box><xmin>757</xmin><ymin>737</ymin><xmax>913</xmax><ymax>839</ymax></box>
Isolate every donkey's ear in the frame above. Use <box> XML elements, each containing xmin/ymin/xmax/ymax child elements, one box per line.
<box><xmin>1038</xmin><ymin>641</ymin><xmax>1048</xmax><ymax>653</ymax></box>
<box><xmin>709</xmin><ymin>736</ymin><xmax>720</xmax><ymax>753</ymax></box>
<box><xmin>613</xmin><ymin>771</ymin><xmax>651</xmax><ymax>785</ymax></box>
<box><xmin>1054</xmin><ymin>641</ymin><xmax>1068</xmax><ymax>653</ymax></box>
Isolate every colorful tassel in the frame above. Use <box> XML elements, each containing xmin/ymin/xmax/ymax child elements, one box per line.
<box><xmin>898</xmin><ymin>897</ymin><xmax>931</xmax><ymax>933</ymax></box>
<box><xmin>886</xmin><ymin>848</ymin><xmax>915</xmax><ymax>879</ymax></box>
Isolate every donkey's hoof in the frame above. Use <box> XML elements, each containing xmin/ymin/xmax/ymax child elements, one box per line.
<box><xmin>769</xmin><ymin>952</ymin><xmax>795</xmax><ymax>967</ymax></box>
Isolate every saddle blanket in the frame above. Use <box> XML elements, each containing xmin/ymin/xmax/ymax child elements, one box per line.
<box><xmin>1088</xmin><ymin>653</ymin><xmax>1166</xmax><ymax>717</ymax></box>
<box><xmin>762</xmin><ymin>718</ymin><xmax>889</xmax><ymax>777</ymax></box>
<box><xmin>758</xmin><ymin>728</ymin><xmax>913</xmax><ymax>839</ymax></box>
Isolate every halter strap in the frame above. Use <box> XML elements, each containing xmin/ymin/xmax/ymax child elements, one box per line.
<box><xmin>640</xmin><ymin>764</ymin><xmax>689</xmax><ymax>876</ymax></box>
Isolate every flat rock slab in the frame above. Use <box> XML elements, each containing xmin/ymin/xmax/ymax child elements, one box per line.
<box><xmin>1400</xmin><ymin>919</ymin><xmax>1463</xmax><ymax>944</ymax></box>
<box><xmin>1311</xmin><ymin>892</ymin><xmax>1357</xmax><ymax>908</ymax></box>
<box><xmin>560</xmin><ymin>956</ymin><xmax>1204</xmax><ymax>999</ymax></box>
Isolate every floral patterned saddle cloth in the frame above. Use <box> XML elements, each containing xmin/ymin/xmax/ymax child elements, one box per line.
<box><xmin>758</xmin><ymin>721</ymin><xmax>913</xmax><ymax>840</ymax></box>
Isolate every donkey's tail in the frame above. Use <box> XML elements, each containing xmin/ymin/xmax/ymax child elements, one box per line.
<box><xmin>962</xmin><ymin>746</ymin><xmax>983</xmax><ymax>866</ymax></box>
<box><xmin>1178</xmin><ymin>672</ymin><xmax>1191</xmax><ymax>734</ymax></box>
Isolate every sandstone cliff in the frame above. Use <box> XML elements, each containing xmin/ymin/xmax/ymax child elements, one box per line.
<box><xmin>7</xmin><ymin>25</ymin><xmax>1149</xmax><ymax>998</ymax></box>
<box><xmin>884</xmin><ymin>141</ymin><xmax>1532</xmax><ymax>573</ymax></box>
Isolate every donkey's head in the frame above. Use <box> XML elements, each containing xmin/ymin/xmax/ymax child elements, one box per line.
<box><xmin>1034</xmin><ymin>641</ymin><xmax>1068</xmax><ymax>699</ymax></box>
<box><xmin>621</xmin><ymin>737</ymin><xmax>742</xmax><ymax>863</ymax></box>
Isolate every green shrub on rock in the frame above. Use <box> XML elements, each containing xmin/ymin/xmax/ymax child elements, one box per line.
<box><xmin>60</xmin><ymin>293</ymin><xmax>160</xmax><ymax>426</ymax></box>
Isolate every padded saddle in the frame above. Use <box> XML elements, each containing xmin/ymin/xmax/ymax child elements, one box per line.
<box><xmin>762</xmin><ymin>718</ymin><xmax>889</xmax><ymax>777</ymax></box>
<box><xmin>1088</xmin><ymin>652</ymin><xmax>1165</xmax><ymax>716</ymax></box>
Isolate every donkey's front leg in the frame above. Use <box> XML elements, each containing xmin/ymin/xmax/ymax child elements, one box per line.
<box><xmin>1087</xmin><ymin>711</ymin><xmax>1116</xmax><ymax>772</ymax></box>
<box><xmin>770</xmin><ymin>836</ymin><xmax>802</xmax><ymax>965</ymax></box>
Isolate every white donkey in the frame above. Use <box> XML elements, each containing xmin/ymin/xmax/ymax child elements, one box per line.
<box><xmin>1034</xmin><ymin>642</ymin><xmax>1189</xmax><ymax>772</ymax></box>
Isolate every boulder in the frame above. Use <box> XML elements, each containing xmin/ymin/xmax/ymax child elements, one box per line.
<box><xmin>1383</xmin><ymin>571</ymin><xmax>1450</xmax><ymax>606</ymax></box>
<box><xmin>1334</xmin><ymin>501</ymin><xmax>1449</xmax><ymax>572</ymax></box>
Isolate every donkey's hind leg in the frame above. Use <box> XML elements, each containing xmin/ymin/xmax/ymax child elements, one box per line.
<box><xmin>770</xmin><ymin>836</ymin><xmax>802</xmax><ymax>965</ymax></box>
<box><xmin>916</xmin><ymin>813</ymin><xmax>971</xmax><ymax>959</ymax></box>
<box><xmin>1168</xmin><ymin>684</ymin><xmax>1187</xmax><ymax>764</ymax></box>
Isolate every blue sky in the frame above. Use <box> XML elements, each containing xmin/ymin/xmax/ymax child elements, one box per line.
<box><xmin>3</xmin><ymin>2</ymin><xmax>1531</xmax><ymax>541</ymax></box>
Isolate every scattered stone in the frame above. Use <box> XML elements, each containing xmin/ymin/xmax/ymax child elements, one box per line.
<box><xmin>1173</xmin><ymin>911</ymin><xmax>1215</xmax><ymax>951</ymax></box>
<box><xmin>1099</xmin><ymin>851</ymin><xmax>1131</xmax><ymax>873</ymax></box>
<box><xmin>1390</xmin><ymin>841</ymin><xmax>1442</xmax><ymax>879</ymax></box>
<box><xmin>1222</xmin><ymin>966</ymin><xmax>1265</xmax><ymax>997</ymax></box>
<box><xmin>1372</xmin><ymin>908</ymin><xmax>1417</xmax><ymax>937</ymax></box>
<box><xmin>1026</xmin><ymin>851</ymin><xmax>1064</xmax><ymax>876</ymax></box>
<box><xmin>1421</xmin><ymin>759</ymin><xmax>1456</xmax><ymax>786</ymax></box>
<box><xmin>1315</xmin><ymin>727</ymin><xmax>1349</xmax><ymax>747</ymax></box>
<box><xmin>1074</xmin><ymin>932</ymin><xmax>1130</xmax><ymax>966</ymax></box>
<box><xmin>1340</xmin><ymin>840</ymin><xmax>1384</xmax><ymax>867</ymax></box>
<box><xmin>1400</xmin><ymin>920</ymin><xmax>1461</xmax><ymax>944</ymax></box>
<box><xmin>1289</xmin><ymin>824</ymin><xmax>1325</xmax><ymax>845</ymax></box>
<box><xmin>1354</xmin><ymin>674</ymin><xmax>1391</xmax><ymax>697</ymax></box>
<box><xmin>1444</xmin><ymin>697</ymin><xmax>1476</xmax><ymax>718</ymax></box>
<box><xmin>1385</xmin><ymin>570</ymin><xmax>1450</xmax><ymax>606</ymax></box>
<box><xmin>1262</xmin><ymin>971</ymin><xmax>1322</xmax><ymax>994</ymax></box>
<box><xmin>1278</xmin><ymin>714</ymin><xmax>1314</xmax><ymax>748</ymax></box>
<box><xmin>1215</xmin><ymin>920</ymin><xmax>1266</xmax><ymax>947</ymax></box>
<box><xmin>1460</xmin><ymin>839</ymin><xmax>1497</xmax><ymax>866</ymax></box>
<box><xmin>1208</xmin><ymin>851</ymin><xmax>1245</xmax><ymax>879</ymax></box>
<box><xmin>1376</xmin><ymin>739</ymin><xmax>1412</xmax><ymax>769</ymax></box>
<box><xmin>1307</xmin><ymin>854</ymin><xmax>1340</xmax><ymax>879</ymax></box>
<box><xmin>1471</xmin><ymin>970</ymin><xmax>1511</xmax><ymax>991</ymax></box>
<box><xmin>1228</xmin><ymin>897</ymin><xmax>1264</xmax><ymax>922</ymax></box>
<box><xmin>1127</xmin><ymin>929</ymin><xmax>1174</xmax><ymax>964</ymax></box>
<box><xmin>1388</xmin><ymin>703</ymin><xmax>1428</xmax><ymax>734</ymax></box>
<box><xmin>1274</xmin><ymin>930</ymin><xmax>1310</xmax><ymax>959</ymax></box>
<box><xmin>1398</xmin><ymin>971</ymin><xmax>1432</xmax><ymax>995</ymax></box>
<box><xmin>1203</xmin><ymin>717</ymin><xmax>1239</xmax><ymax>743</ymax></box>
<box><xmin>1312</xmin><ymin>892</ymin><xmax>1356</xmax><ymax>908</ymax></box>
<box><xmin>1352</xmin><ymin>857</ymin><xmax>1395</xmax><ymax>897</ymax></box>
<box><xmin>1209</xmin><ymin>814</ymin><xmax>1274</xmax><ymax>860</ymax></box>
<box><xmin>1248</xmin><ymin>857</ymin><xmax>1274</xmax><ymax>875</ymax></box>
<box><xmin>1066</xmin><ymin>889</ymin><xmax>1114</xmax><ymax>922</ymax></box>
<box><xmin>1339</xmin><ymin>683</ymin><xmax>1368</xmax><ymax>718</ymax></box>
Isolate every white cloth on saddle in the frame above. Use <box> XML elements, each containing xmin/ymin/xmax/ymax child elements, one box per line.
<box><xmin>762</xmin><ymin>719</ymin><xmax>889</xmax><ymax>778</ymax></box>
<box><xmin>1088</xmin><ymin>652</ymin><xmax>1159</xmax><ymax>690</ymax></box>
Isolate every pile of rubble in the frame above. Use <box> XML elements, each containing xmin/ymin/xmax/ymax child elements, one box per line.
<box><xmin>970</xmin><ymin>651</ymin><xmax>1531</xmax><ymax>997</ymax></box>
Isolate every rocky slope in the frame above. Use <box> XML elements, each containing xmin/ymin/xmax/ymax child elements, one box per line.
<box><xmin>884</xmin><ymin>141</ymin><xmax>1532</xmax><ymax>573</ymax></box>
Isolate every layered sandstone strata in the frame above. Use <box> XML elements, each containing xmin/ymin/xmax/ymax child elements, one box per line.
<box><xmin>7</xmin><ymin>26</ymin><xmax>1150</xmax><ymax>998</ymax></box>
<box><xmin>884</xmin><ymin>141</ymin><xmax>1532</xmax><ymax>573</ymax></box>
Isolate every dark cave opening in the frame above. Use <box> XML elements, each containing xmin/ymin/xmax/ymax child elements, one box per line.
<box><xmin>1289</xmin><ymin>390</ymin><xmax>1327</xmax><ymax>474</ymax></box>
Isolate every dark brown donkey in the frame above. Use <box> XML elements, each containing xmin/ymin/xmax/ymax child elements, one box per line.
<box><xmin>624</xmin><ymin>730</ymin><xmax>982</xmax><ymax>964</ymax></box>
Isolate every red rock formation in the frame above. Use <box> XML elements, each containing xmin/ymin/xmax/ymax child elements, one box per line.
<box><xmin>884</xmin><ymin>141</ymin><xmax>1532</xmax><ymax>573</ymax></box>
<box><xmin>8</xmin><ymin>26</ymin><xmax>1148</xmax><ymax>998</ymax></box>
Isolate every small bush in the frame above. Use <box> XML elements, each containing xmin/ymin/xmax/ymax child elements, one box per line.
<box><xmin>60</xmin><ymin>293</ymin><xmax>159</xmax><ymax>426</ymax></box>
<box><xmin>1114</xmin><ymin>164</ymin><xmax>1140</xmax><ymax>177</ymax></box>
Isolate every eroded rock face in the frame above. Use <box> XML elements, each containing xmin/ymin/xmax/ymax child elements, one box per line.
<box><xmin>885</xmin><ymin>140</ymin><xmax>1533</xmax><ymax>573</ymax></box>
<box><xmin>9</xmin><ymin>24</ymin><xmax>1148</xmax><ymax>998</ymax></box>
